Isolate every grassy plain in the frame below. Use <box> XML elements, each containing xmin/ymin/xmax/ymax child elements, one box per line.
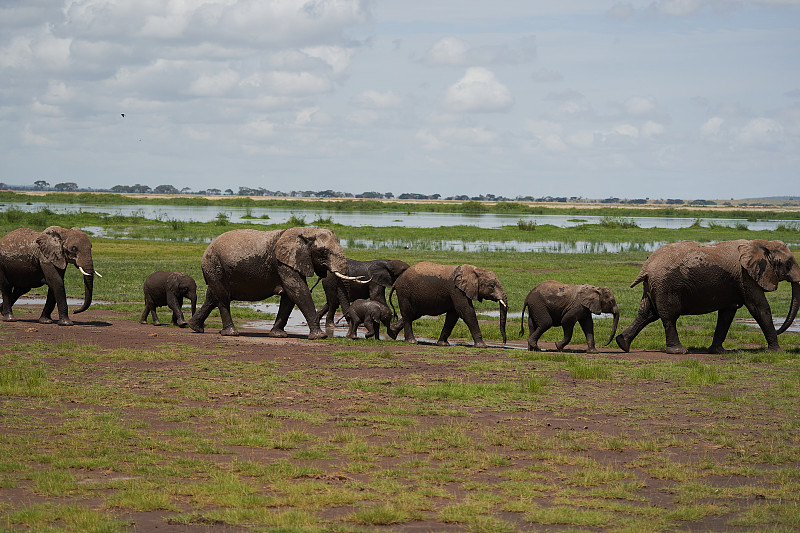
<box><xmin>0</xmin><ymin>202</ymin><xmax>799</xmax><ymax>531</ymax></box>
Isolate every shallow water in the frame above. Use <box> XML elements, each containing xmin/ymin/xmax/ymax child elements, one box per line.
<box><xmin>5</xmin><ymin>201</ymin><xmax>795</xmax><ymax>230</ymax></box>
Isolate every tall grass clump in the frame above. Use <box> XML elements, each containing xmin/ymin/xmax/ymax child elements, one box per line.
<box><xmin>517</xmin><ymin>219</ymin><xmax>537</xmax><ymax>231</ymax></box>
<box><xmin>214</xmin><ymin>212</ymin><xmax>230</xmax><ymax>226</ymax></box>
<box><xmin>599</xmin><ymin>216</ymin><xmax>638</xmax><ymax>229</ymax></box>
<box><xmin>287</xmin><ymin>214</ymin><xmax>306</xmax><ymax>226</ymax></box>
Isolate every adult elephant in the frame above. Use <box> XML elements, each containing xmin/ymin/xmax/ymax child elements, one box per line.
<box><xmin>0</xmin><ymin>226</ymin><xmax>100</xmax><ymax>325</ymax></box>
<box><xmin>188</xmin><ymin>227</ymin><xmax>364</xmax><ymax>338</ymax></box>
<box><xmin>388</xmin><ymin>261</ymin><xmax>508</xmax><ymax>347</ymax></box>
<box><xmin>314</xmin><ymin>258</ymin><xmax>410</xmax><ymax>336</ymax></box>
<box><xmin>616</xmin><ymin>239</ymin><xmax>800</xmax><ymax>354</ymax></box>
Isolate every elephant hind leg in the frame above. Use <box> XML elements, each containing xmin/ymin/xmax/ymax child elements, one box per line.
<box><xmin>188</xmin><ymin>288</ymin><xmax>218</xmax><ymax>333</ymax></box>
<box><xmin>661</xmin><ymin>317</ymin><xmax>687</xmax><ymax>354</ymax></box>
<box><xmin>616</xmin><ymin>296</ymin><xmax>658</xmax><ymax>352</ymax></box>
<box><xmin>555</xmin><ymin>322</ymin><xmax>575</xmax><ymax>352</ymax></box>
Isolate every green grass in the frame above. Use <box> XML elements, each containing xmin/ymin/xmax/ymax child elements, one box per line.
<box><xmin>1</xmin><ymin>203</ymin><xmax>800</xmax><ymax>531</ymax></box>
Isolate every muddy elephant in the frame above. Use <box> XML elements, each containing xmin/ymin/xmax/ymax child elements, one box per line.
<box><xmin>314</xmin><ymin>258</ymin><xmax>410</xmax><ymax>336</ymax></box>
<box><xmin>388</xmin><ymin>261</ymin><xmax>507</xmax><ymax>347</ymax></box>
<box><xmin>345</xmin><ymin>298</ymin><xmax>394</xmax><ymax>340</ymax></box>
<box><xmin>0</xmin><ymin>226</ymin><xmax>100</xmax><ymax>326</ymax></box>
<box><xmin>616</xmin><ymin>239</ymin><xmax>800</xmax><ymax>354</ymax></box>
<box><xmin>188</xmin><ymin>227</ymin><xmax>364</xmax><ymax>338</ymax></box>
<box><xmin>140</xmin><ymin>271</ymin><xmax>197</xmax><ymax>327</ymax></box>
<box><xmin>519</xmin><ymin>281</ymin><xmax>620</xmax><ymax>353</ymax></box>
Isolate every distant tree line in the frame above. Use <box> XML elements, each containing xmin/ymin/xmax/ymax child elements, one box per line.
<box><xmin>3</xmin><ymin>180</ymin><xmax>723</xmax><ymax>205</ymax></box>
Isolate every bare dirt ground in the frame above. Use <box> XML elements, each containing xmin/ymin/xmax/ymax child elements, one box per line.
<box><xmin>1</xmin><ymin>307</ymin><xmax>797</xmax><ymax>531</ymax></box>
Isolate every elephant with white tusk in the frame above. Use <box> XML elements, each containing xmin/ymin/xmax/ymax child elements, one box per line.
<box><xmin>0</xmin><ymin>226</ymin><xmax>99</xmax><ymax>326</ymax></box>
<box><xmin>188</xmin><ymin>226</ymin><xmax>361</xmax><ymax>338</ymax></box>
<box><xmin>520</xmin><ymin>281</ymin><xmax>620</xmax><ymax>353</ymax></box>
<box><xmin>616</xmin><ymin>239</ymin><xmax>800</xmax><ymax>354</ymax></box>
<box><xmin>388</xmin><ymin>261</ymin><xmax>508</xmax><ymax>347</ymax></box>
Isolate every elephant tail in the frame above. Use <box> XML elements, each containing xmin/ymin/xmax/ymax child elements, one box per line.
<box><xmin>388</xmin><ymin>285</ymin><xmax>398</xmax><ymax>318</ymax></box>
<box><xmin>519</xmin><ymin>302</ymin><xmax>527</xmax><ymax>337</ymax></box>
<box><xmin>630</xmin><ymin>270</ymin><xmax>647</xmax><ymax>288</ymax></box>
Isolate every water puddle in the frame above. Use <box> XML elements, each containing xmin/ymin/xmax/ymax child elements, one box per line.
<box><xmin>736</xmin><ymin>317</ymin><xmax>800</xmax><ymax>334</ymax></box>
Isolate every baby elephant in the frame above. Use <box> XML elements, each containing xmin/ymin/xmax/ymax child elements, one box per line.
<box><xmin>140</xmin><ymin>271</ymin><xmax>198</xmax><ymax>327</ymax></box>
<box><xmin>520</xmin><ymin>281</ymin><xmax>620</xmax><ymax>353</ymax></box>
<box><xmin>345</xmin><ymin>299</ymin><xmax>394</xmax><ymax>340</ymax></box>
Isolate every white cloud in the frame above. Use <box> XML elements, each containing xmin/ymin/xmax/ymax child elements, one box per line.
<box><xmin>701</xmin><ymin>116</ymin><xmax>725</xmax><ymax>136</ymax></box>
<box><xmin>189</xmin><ymin>69</ymin><xmax>240</xmax><ymax>96</ymax></box>
<box><xmin>302</xmin><ymin>46</ymin><xmax>353</xmax><ymax>76</ymax></box>
<box><xmin>266</xmin><ymin>71</ymin><xmax>332</xmax><ymax>95</ymax></box>
<box><xmin>526</xmin><ymin>120</ymin><xmax>567</xmax><ymax>151</ymax></box>
<box><xmin>416</xmin><ymin>129</ymin><xmax>445</xmax><ymax>151</ymax></box>
<box><xmin>352</xmin><ymin>90</ymin><xmax>403</xmax><ymax>109</ymax></box>
<box><xmin>440</xmin><ymin>126</ymin><xmax>498</xmax><ymax>145</ymax></box>
<box><xmin>239</xmin><ymin>119</ymin><xmax>276</xmax><ymax>139</ymax></box>
<box><xmin>425</xmin><ymin>35</ymin><xmax>536</xmax><ymax>66</ymax></box>
<box><xmin>444</xmin><ymin>68</ymin><xmax>513</xmax><ymax>113</ymax></box>
<box><xmin>737</xmin><ymin>117</ymin><xmax>783</xmax><ymax>145</ymax></box>
<box><xmin>21</xmin><ymin>124</ymin><xmax>52</xmax><ymax>146</ymax></box>
<box><xmin>642</xmin><ymin>120</ymin><xmax>664</xmax><ymax>137</ymax></box>
<box><xmin>625</xmin><ymin>96</ymin><xmax>656</xmax><ymax>116</ymax></box>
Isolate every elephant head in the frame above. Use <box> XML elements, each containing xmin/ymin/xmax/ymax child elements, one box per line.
<box><xmin>367</xmin><ymin>259</ymin><xmax>410</xmax><ymax>299</ymax></box>
<box><xmin>454</xmin><ymin>264</ymin><xmax>508</xmax><ymax>343</ymax></box>
<box><xmin>168</xmin><ymin>272</ymin><xmax>197</xmax><ymax>317</ymax></box>
<box><xmin>35</xmin><ymin>226</ymin><xmax>100</xmax><ymax>314</ymax></box>
<box><xmin>275</xmin><ymin>226</ymin><xmax>363</xmax><ymax>282</ymax></box>
<box><xmin>739</xmin><ymin>239</ymin><xmax>800</xmax><ymax>334</ymax></box>
<box><xmin>577</xmin><ymin>285</ymin><xmax>620</xmax><ymax>346</ymax></box>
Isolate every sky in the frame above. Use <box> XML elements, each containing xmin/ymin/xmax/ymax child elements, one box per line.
<box><xmin>1</xmin><ymin>0</ymin><xmax>799</xmax><ymax>200</ymax></box>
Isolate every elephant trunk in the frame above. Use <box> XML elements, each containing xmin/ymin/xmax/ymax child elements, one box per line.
<box><xmin>74</xmin><ymin>267</ymin><xmax>94</xmax><ymax>314</ymax></box>
<box><xmin>605</xmin><ymin>305</ymin><xmax>620</xmax><ymax>346</ymax></box>
<box><xmin>776</xmin><ymin>282</ymin><xmax>800</xmax><ymax>335</ymax></box>
<box><xmin>499</xmin><ymin>299</ymin><xmax>507</xmax><ymax>344</ymax></box>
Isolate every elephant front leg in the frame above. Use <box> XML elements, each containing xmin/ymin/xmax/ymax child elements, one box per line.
<box><xmin>41</xmin><ymin>286</ymin><xmax>72</xmax><ymax>326</ymax></box>
<box><xmin>167</xmin><ymin>294</ymin><xmax>186</xmax><ymax>327</ymax></box>
<box><xmin>708</xmin><ymin>308</ymin><xmax>736</xmax><ymax>354</ymax></box>
<box><xmin>743</xmin><ymin>295</ymin><xmax>781</xmax><ymax>352</ymax></box>
<box><xmin>577</xmin><ymin>316</ymin><xmax>596</xmax><ymax>353</ymax></box>
<box><xmin>346</xmin><ymin>314</ymin><xmax>361</xmax><ymax>340</ymax></box>
<box><xmin>459</xmin><ymin>307</ymin><xmax>487</xmax><ymax>348</ymax></box>
<box><xmin>364</xmin><ymin>317</ymin><xmax>378</xmax><ymax>340</ymax></box>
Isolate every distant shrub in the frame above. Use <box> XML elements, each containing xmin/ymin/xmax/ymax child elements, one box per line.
<box><xmin>517</xmin><ymin>219</ymin><xmax>536</xmax><ymax>231</ymax></box>
<box><xmin>214</xmin><ymin>212</ymin><xmax>229</xmax><ymax>226</ymax></box>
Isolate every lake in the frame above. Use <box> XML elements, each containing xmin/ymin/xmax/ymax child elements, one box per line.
<box><xmin>4</xmin><ymin>201</ymin><xmax>795</xmax><ymax>230</ymax></box>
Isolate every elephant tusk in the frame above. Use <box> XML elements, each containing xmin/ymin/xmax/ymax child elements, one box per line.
<box><xmin>334</xmin><ymin>271</ymin><xmax>371</xmax><ymax>284</ymax></box>
<box><xmin>79</xmin><ymin>267</ymin><xmax>102</xmax><ymax>278</ymax></box>
<box><xmin>500</xmin><ymin>300</ymin><xmax>508</xmax><ymax>309</ymax></box>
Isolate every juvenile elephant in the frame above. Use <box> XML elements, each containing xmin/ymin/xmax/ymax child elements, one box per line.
<box><xmin>519</xmin><ymin>281</ymin><xmax>620</xmax><ymax>353</ymax></box>
<box><xmin>188</xmin><ymin>227</ymin><xmax>364</xmax><ymax>338</ymax></box>
<box><xmin>0</xmin><ymin>226</ymin><xmax>100</xmax><ymax>325</ymax></box>
<box><xmin>345</xmin><ymin>299</ymin><xmax>394</xmax><ymax>340</ymax></box>
<box><xmin>388</xmin><ymin>261</ymin><xmax>507</xmax><ymax>347</ymax></box>
<box><xmin>315</xmin><ymin>258</ymin><xmax>409</xmax><ymax>336</ymax></box>
<box><xmin>140</xmin><ymin>271</ymin><xmax>197</xmax><ymax>327</ymax></box>
<box><xmin>616</xmin><ymin>239</ymin><xmax>800</xmax><ymax>354</ymax></box>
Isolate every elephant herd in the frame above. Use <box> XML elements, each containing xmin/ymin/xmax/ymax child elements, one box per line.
<box><xmin>0</xmin><ymin>225</ymin><xmax>798</xmax><ymax>354</ymax></box>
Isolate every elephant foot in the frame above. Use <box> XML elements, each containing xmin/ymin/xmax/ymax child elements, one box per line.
<box><xmin>1</xmin><ymin>313</ymin><xmax>15</xmax><ymax>322</ymax></box>
<box><xmin>220</xmin><ymin>326</ymin><xmax>238</xmax><ymax>336</ymax></box>
<box><xmin>153</xmin><ymin>321</ymin><xmax>162</xmax><ymax>326</ymax></box>
<box><xmin>187</xmin><ymin>319</ymin><xmax>204</xmax><ymax>333</ymax></box>
<box><xmin>38</xmin><ymin>316</ymin><xmax>54</xmax><ymax>324</ymax></box>
<box><xmin>325</xmin><ymin>325</ymin><xmax>335</xmax><ymax>337</ymax></box>
<box><xmin>615</xmin><ymin>334</ymin><xmax>631</xmax><ymax>353</ymax></box>
<box><xmin>177</xmin><ymin>322</ymin><xmax>188</xmax><ymax>328</ymax></box>
<box><xmin>308</xmin><ymin>330</ymin><xmax>327</xmax><ymax>340</ymax></box>
<box><xmin>767</xmin><ymin>344</ymin><xmax>784</xmax><ymax>353</ymax></box>
<box><xmin>586</xmin><ymin>347</ymin><xmax>598</xmax><ymax>354</ymax></box>
<box><xmin>139</xmin><ymin>319</ymin><xmax>148</xmax><ymax>325</ymax></box>
<box><xmin>527</xmin><ymin>344</ymin><xmax>539</xmax><ymax>352</ymax></box>
<box><xmin>404</xmin><ymin>337</ymin><xmax>418</xmax><ymax>345</ymax></box>
<box><xmin>57</xmin><ymin>318</ymin><xmax>74</xmax><ymax>326</ymax></box>
<box><xmin>555</xmin><ymin>343</ymin><xmax>566</xmax><ymax>351</ymax></box>
<box><xmin>436</xmin><ymin>340</ymin><xmax>450</xmax><ymax>347</ymax></box>
<box><xmin>473</xmin><ymin>341</ymin><xmax>488</xmax><ymax>348</ymax></box>
<box><xmin>268</xmin><ymin>328</ymin><xmax>288</xmax><ymax>338</ymax></box>
<box><xmin>665</xmin><ymin>344</ymin><xmax>688</xmax><ymax>355</ymax></box>
<box><xmin>707</xmin><ymin>344</ymin><xmax>725</xmax><ymax>355</ymax></box>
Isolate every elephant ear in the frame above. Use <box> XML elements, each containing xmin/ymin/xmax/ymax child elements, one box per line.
<box><xmin>35</xmin><ymin>226</ymin><xmax>66</xmax><ymax>270</ymax></box>
<box><xmin>368</xmin><ymin>263</ymin><xmax>393</xmax><ymax>288</ymax></box>
<box><xmin>739</xmin><ymin>240</ymin><xmax>779</xmax><ymax>292</ymax></box>
<box><xmin>454</xmin><ymin>264</ymin><xmax>480</xmax><ymax>301</ymax></box>
<box><xmin>577</xmin><ymin>285</ymin><xmax>603</xmax><ymax>314</ymax></box>
<box><xmin>275</xmin><ymin>227</ymin><xmax>316</xmax><ymax>277</ymax></box>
